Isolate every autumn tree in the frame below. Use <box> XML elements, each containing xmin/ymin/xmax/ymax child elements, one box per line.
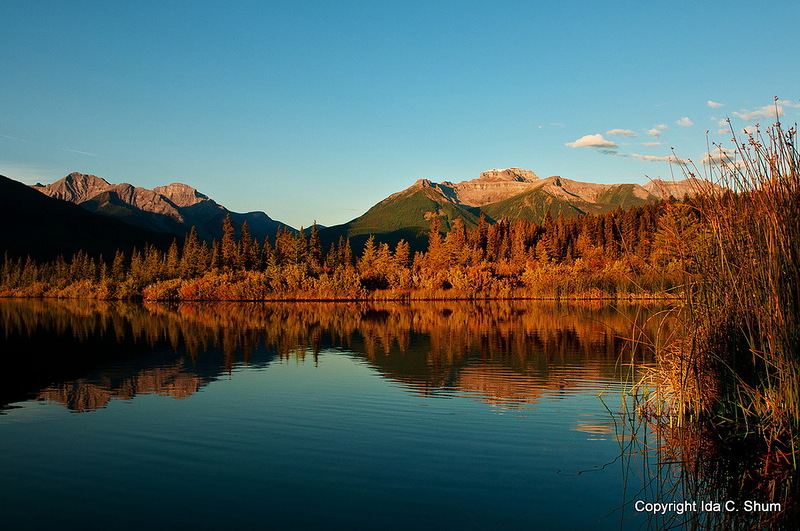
<box><xmin>221</xmin><ymin>214</ymin><xmax>237</xmax><ymax>271</ymax></box>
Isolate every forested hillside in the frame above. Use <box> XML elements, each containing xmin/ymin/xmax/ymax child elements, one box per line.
<box><xmin>1</xmin><ymin>198</ymin><xmax>693</xmax><ymax>300</ymax></box>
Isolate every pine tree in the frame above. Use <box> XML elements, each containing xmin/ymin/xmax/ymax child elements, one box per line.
<box><xmin>338</xmin><ymin>236</ymin><xmax>353</xmax><ymax>267</ymax></box>
<box><xmin>237</xmin><ymin>221</ymin><xmax>256</xmax><ymax>270</ymax></box>
<box><xmin>261</xmin><ymin>236</ymin><xmax>275</xmax><ymax>268</ymax></box>
<box><xmin>291</xmin><ymin>227</ymin><xmax>307</xmax><ymax>266</ymax></box>
<box><xmin>359</xmin><ymin>235</ymin><xmax>378</xmax><ymax>274</ymax></box>
<box><xmin>99</xmin><ymin>258</ymin><xmax>109</xmax><ymax>281</ymax></box>
<box><xmin>424</xmin><ymin>215</ymin><xmax>447</xmax><ymax>270</ymax></box>
<box><xmin>221</xmin><ymin>214</ymin><xmax>237</xmax><ymax>271</ymax></box>
<box><xmin>142</xmin><ymin>244</ymin><xmax>162</xmax><ymax>282</ymax></box>
<box><xmin>20</xmin><ymin>256</ymin><xmax>38</xmax><ymax>286</ymax></box>
<box><xmin>111</xmin><ymin>250</ymin><xmax>126</xmax><ymax>282</ymax></box>
<box><xmin>324</xmin><ymin>242</ymin><xmax>337</xmax><ymax>272</ymax></box>
<box><xmin>181</xmin><ymin>227</ymin><xmax>201</xmax><ymax>277</ymax></box>
<box><xmin>394</xmin><ymin>239</ymin><xmax>411</xmax><ymax>269</ymax></box>
<box><xmin>166</xmin><ymin>240</ymin><xmax>180</xmax><ymax>278</ymax></box>
<box><xmin>308</xmin><ymin>222</ymin><xmax>322</xmax><ymax>271</ymax></box>
<box><xmin>209</xmin><ymin>241</ymin><xmax>222</xmax><ymax>271</ymax></box>
<box><xmin>445</xmin><ymin>217</ymin><xmax>468</xmax><ymax>266</ymax></box>
<box><xmin>128</xmin><ymin>249</ymin><xmax>144</xmax><ymax>282</ymax></box>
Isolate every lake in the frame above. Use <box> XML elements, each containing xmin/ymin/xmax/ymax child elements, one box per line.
<box><xmin>1</xmin><ymin>299</ymin><xmax>673</xmax><ymax>529</ymax></box>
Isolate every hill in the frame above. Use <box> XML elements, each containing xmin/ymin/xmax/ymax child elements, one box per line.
<box><xmin>320</xmin><ymin>179</ymin><xmax>483</xmax><ymax>249</ymax></box>
<box><xmin>0</xmin><ymin>175</ymin><xmax>173</xmax><ymax>261</ymax></box>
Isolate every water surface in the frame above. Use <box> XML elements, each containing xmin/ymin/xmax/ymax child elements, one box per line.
<box><xmin>0</xmin><ymin>299</ymin><xmax>663</xmax><ymax>530</ymax></box>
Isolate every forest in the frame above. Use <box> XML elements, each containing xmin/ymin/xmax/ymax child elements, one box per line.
<box><xmin>0</xmin><ymin>197</ymin><xmax>694</xmax><ymax>301</ymax></box>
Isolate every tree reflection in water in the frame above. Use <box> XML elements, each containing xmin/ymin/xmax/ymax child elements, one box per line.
<box><xmin>5</xmin><ymin>298</ymin><xmax>795</xmax><ymax>527</ymax></box>
<box><xmin>1</xmin><ymin>298</ymin><xmax>659</xmax><ymax>413</ymax></box>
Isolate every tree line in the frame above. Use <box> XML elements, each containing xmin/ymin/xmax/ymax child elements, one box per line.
<box><xmin>0</xmin><ymin>199</ymin><xmax>695</xmax><ymax>300</ymax></box>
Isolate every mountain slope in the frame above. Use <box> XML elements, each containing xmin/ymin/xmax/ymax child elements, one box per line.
<box><xmin>323</xmin><ymin>168</ymin><xmax>708</xmax><ymax>244</ymax></box>
<box><xmin>0</xmin><ymin>175</ymin><xmax>173</xmax><ymax>260</ymax></box>
<box><xmin>33</xmin><ymin>173</ymin><xmax>293</xmax><ymax>241</ymax></box>
<box><xmin>482</xmin><ymin>178</ymin><xmax>660</xmax><ymax>223</ymax></box>
<box><xmin>320</xmin><ymin>180</ymin><xmax>483</xmax><ymax>250</ymax></box>
<box><xmin>480</xmin><ymin>185</ymin><xmax>588</xmax><ymax>223</ymax></box>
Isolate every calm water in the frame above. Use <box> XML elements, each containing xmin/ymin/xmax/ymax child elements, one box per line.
<box><xmin>0</xmin><ymin>299</ymin><xmax>665</xmax><ymax>530</ymax></box>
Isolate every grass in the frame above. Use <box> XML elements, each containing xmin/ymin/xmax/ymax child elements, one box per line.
<box><xmin>634</xmin><ymin>103</ymin><xmax>798</xmax><ymax>499</ymax></box>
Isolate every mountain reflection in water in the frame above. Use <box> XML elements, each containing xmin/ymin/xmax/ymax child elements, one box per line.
<box><xmin>0</xmin><ymin>298</ymin><xmax>662</xmax><ymax>413</ymax></box>
<box><xmin>2</xmin><ymin>299</ymin><xmax>794</xmax><ymax>530</ymax></box>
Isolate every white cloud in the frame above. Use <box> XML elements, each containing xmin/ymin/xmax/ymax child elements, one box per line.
<box><xmin>631</xmin><ymin>153</ymin><xmax>689</xmax><ymax>165</ymax></box>
<box><xmin>639</xmin><ymin>142</ymin><xmax>663</xmax><ymax>146</ymax></box>
<box><xmin>564</xmin><ymin>134</ymin><xmax>618</xmax><ymax>149</ymax></box>
<box><xmin>717</xmin><ymin>119</ymin><xmax>729</xmax><ymax>127</ymax></box>
<box><xmin>742</xmin><ymin>125</ymin><xmax>758</xmax><ymax>135</ymax></box>
<box><xmin>606</xmin><ymin>128</ymin><xmax>637</xmax><ymax>137</ymax></box>
<box><xmin>701</xmin><ymin>147</ymin><xmax>737</xmax><ymax>165</ymax></box>
<box><xmin>776</xmin><ymin>100</ymin><xmax>800</xmax><ymax>108</ymax></box>
<box><xmin>707</xmin><ymin>100</ymin><xmax>724</xmax><ymax>108</ymax></box>
<box><xmin>675</xmin><ymin>117</ymin><xmax>694</xmax><ymax>127</ymax></box>
<box><xmin>733</xmin><ymin>105</ymin><xmax>784</xmax><ymax>122</ymax></box>
<box><xmin>646</xmin><ymin>124</ymin><xmax>668</xmax><ymax>137</ymax></box>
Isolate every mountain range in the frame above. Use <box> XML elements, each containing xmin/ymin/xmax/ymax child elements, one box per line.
<box><xmin>32</xmin><ymin>173</ymin><xmax>292</xmax><ymax>242</ymax></box>
<box><xmin>1</xmin><ymin>174</ymin><xmax>173</xmax><ymax>260</ymax></box>
<box><xmin>319</xmin><ymin>168</ymin><xmax>710</xmax><ymax>248</ymax></box>
<box><xmin>10</xmin><ymin>168</ymin><xmax>711</xmax><ymax>257</ymax></box>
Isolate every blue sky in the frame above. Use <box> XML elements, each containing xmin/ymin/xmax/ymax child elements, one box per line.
<box><xmin>2</xmin><ymin>1</ymin><xmax>798</xmax><ymax>228</ymax></box>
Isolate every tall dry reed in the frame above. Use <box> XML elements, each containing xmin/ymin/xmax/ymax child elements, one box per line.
<box><xmin>645</xmin><ymin>103</ymin><xmax>799</xmax><ymax>469</ymax></box>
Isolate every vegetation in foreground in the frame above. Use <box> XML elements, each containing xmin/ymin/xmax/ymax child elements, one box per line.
<box><xmin>630</xmin><ymin>114</ymin><xmax>799</xmax><ymax>529</ymax></box>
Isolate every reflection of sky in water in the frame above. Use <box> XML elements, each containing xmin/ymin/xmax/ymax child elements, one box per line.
<box><xmin>0</xmin><ymin>299</ymin><xmax>667</xmax><ymax>530</ymax></box>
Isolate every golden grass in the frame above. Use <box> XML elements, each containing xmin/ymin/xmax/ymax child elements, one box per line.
<box><xmin>640</xmin><ymin>104</ymin><xmax>799</xmax><ymax>470</ymax></box>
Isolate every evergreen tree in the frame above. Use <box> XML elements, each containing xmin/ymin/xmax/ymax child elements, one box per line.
<box><xmin>261</xmin><ymin>236</ymin><xmax>275</xmax><ymax>268</ymax></box>
<box><xmin>111</xmin><ymin>250</ymin><xmax>126</xmax><ymax>282</ymax></box>
<box><xmin>209</xmin><ymin>241</ymin><xmax>222</xmax><ymax>271</ymax></box>
<box><xmin>445</xmin><ymin>217</ymin><xmax>468</xmax><ymax>266</ymax></box>
<box><xmin>292</xmin><ymin>227</ymin><xmax>308</xmax><ymax>266</ymax></box>
<box><xmin>166</xmin><ymin>240</ymin><xmax>180</xmax><ymax>278</ymax></box>
<box><xmin>221</xmin><ymin>214</ymin><xmax>237</xmax><ymax>271</ymax></box>
<box><xmin>237</xmin><ymin>221</ymin><xmax>256</xmax><ymax>270</ymax></box>
<box><xmin>308</xmin><ymin>222</ymin><xmax>322</xmax><ymax>270</ymax></box>
<box><xmin>181</xmin><ymin>227</ymin><xmax>202</xmax><ymax>277</ymax></box>
<box><xmin>424</xmin><ymin>216</ymin><xmax>447</xmax><ymax>270</ymax></box>
<box><xmin>394</xmin><ymin>239</ymin><xmax>411</xmax><ymax>269</ymax></box>
<box><xmin>337</xmin><ymin>236</ymin><xmax>353</xmax><ymax>267</ymax></box>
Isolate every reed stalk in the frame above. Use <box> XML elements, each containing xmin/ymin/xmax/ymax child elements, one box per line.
<box><xmin>644</xmin><ymin>103</ymin><xmax>799</xmax><ymax>470</ymax></box>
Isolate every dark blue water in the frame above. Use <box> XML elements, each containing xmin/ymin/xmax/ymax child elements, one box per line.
<box><xmin>0</xmin><ymin>299</ymin><xmax>660</xmax><ymax>530</ymax></box>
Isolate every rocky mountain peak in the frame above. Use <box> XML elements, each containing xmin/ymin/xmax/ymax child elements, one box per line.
<box><xmin>34</xmin><ymin>172</ymin><xmax>113</xmax><ymax>204</ymax></box>
<box><xmin>477</xmin><ymin>168</ymin><xmax>538</xmax><ymax>183</ymax></box>
<box><xmin>153</xmin><ymin>183</ymin><xmax>210</xmax><ymax>208</ymax></box>
<box><xmin>31</xmin><ymin>171</ymin><xmax>292</xmax><ymax>241</ymax></box>
<box><xmin>643</xmin><ymin>178</ymin><xmax>721</xmax><ymax>199</ymax></box>
<box><xmin>65</xmin><ymin>172</ymin><xmax>110</xmax><ymax>185</ymax></box>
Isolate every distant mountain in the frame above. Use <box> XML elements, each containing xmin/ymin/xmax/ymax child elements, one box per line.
<box><xmin>32</xmin><ymin>173</ymin><xmax>293</xmax><ymax>241</ymax></box>
<box><xmin>321</xmin><ymin>168</ymin><xmax>713</xmax><ymax>249</ymax></box>
<box><xmin>642</xmin><ymin>178</ymin><xmax>720</xmax><ymax>199</ymax></box>
<box><xmin>0</xmin><ymin>174</ymin><xmax>173</xmax><ymax>261</ymax></box>
<box><xmin>320</xmin><ymin>179</ymin><xmax>483</xmax><ymax>249</ymax></box>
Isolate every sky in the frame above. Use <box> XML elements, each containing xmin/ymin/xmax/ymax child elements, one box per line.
<box><xmin>2</xmin><ymin>1</ymin><xmax>799</xmax><ymax>228</ymax></box>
